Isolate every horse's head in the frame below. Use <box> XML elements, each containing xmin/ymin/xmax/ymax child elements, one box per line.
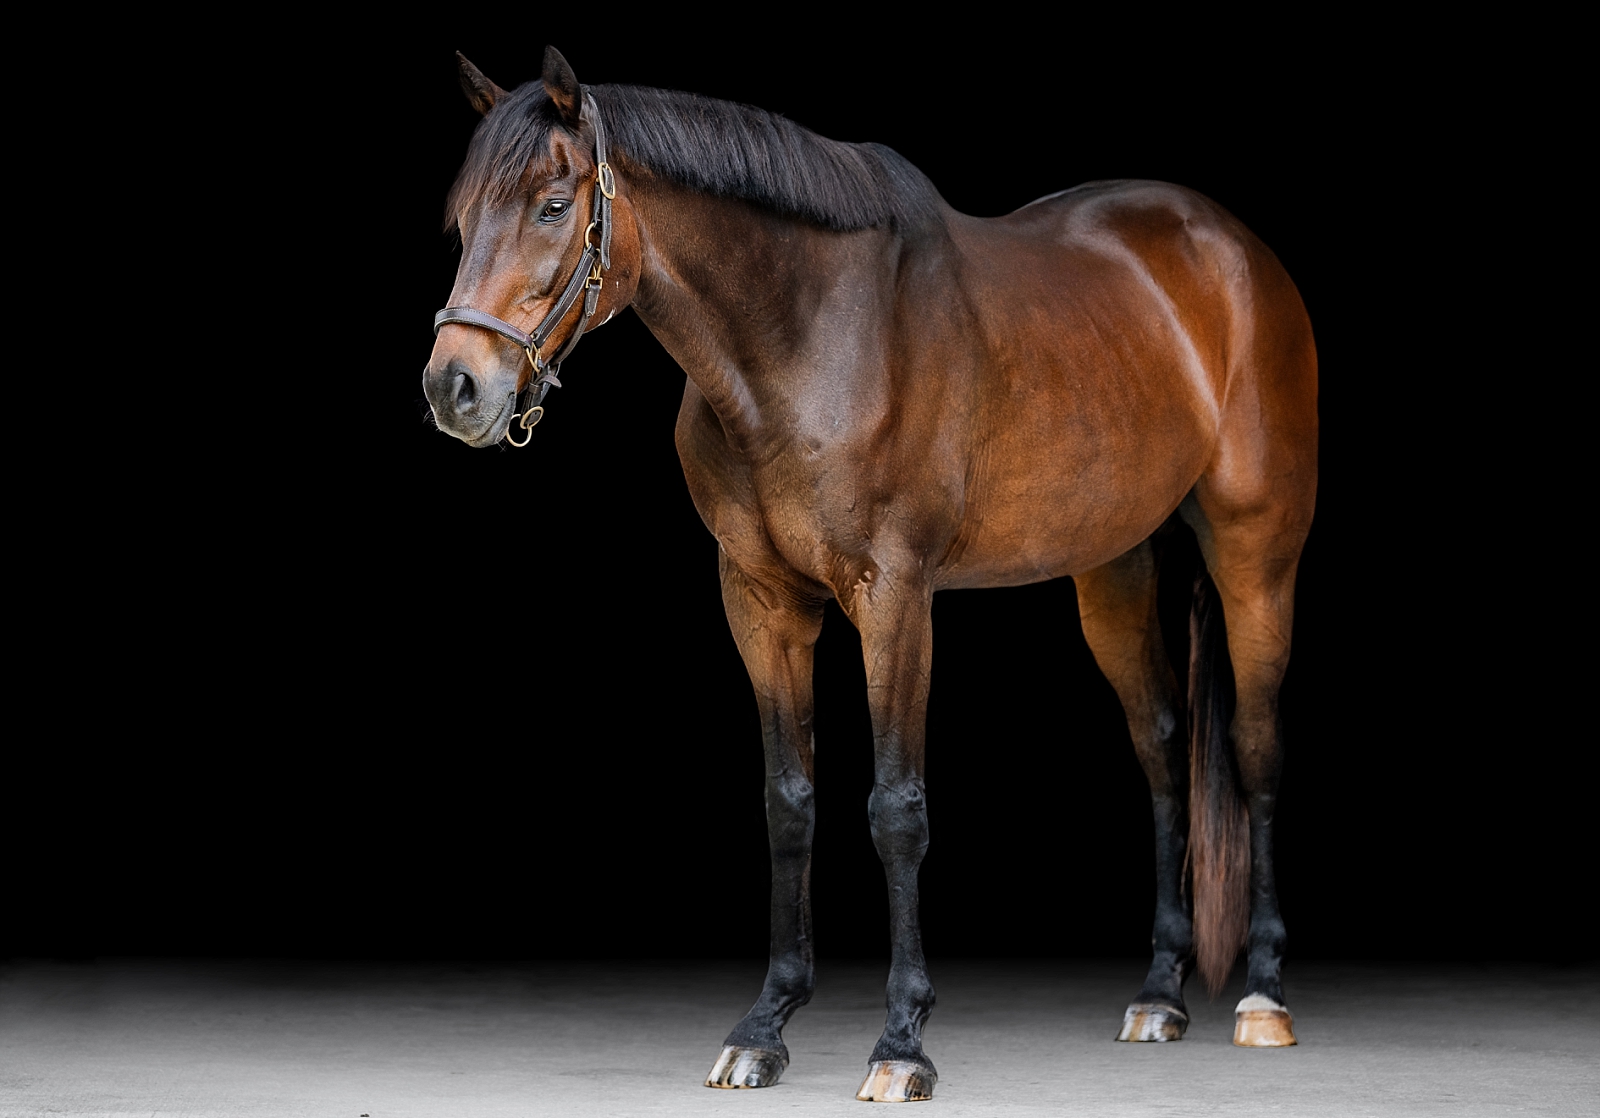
<box><xmin>424</xmin><ymin>48</ymin><xmax>640</xmax><ymax>446</ymax></box>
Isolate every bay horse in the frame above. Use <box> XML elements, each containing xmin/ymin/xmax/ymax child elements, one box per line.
<box><xmin>423</xmin><ymin>47</ymin><xmax>1317</xmax><ymax>1102</ymax></box>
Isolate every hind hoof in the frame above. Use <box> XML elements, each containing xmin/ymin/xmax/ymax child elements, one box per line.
<box><xmin>856</xmin><ymin>1059</ymin><xmax>936</xmax><ymax>1102</ymax></box>
<box><xmin>1233</xmin><ymin>995</ymin><xmax>1297</xmax><ymax>1047</ymax></box>
<box><xmin>705</xmin><ymin>1045</ymin><xmax>787</xmax><ymax>1088</ymax></box>
<box><xmin>1116</xmin><ymin>1003</ymin><xmax>1188</xmax><ymax>1041</ymax></box>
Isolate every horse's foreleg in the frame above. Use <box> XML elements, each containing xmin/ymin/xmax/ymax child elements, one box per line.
<box><xmin>705</xmin><ymin>553</ymin><xmax>825</xmax><ymax>1089</ymax></box>
<box><xmin>1076</xmin><ymin>539</ymin><xmax>1193</xmax><ymax>1042</ymax></box>
<box><xmin>847</xmin><ymin>570</ymin><xmax>938</xmax><ymax>1103</ymax></box>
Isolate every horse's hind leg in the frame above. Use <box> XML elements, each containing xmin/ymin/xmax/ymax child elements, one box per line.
<box><xmin>1172</xmin><ymin>237</ymin><xmax>1318</xmax><ymax>1046</ymax></box>
<box><xmin>1181</xmin><ymin>485</ymin><xmax>1308</xmax><ymax>1047</ymax></box>
<box><xmin>704</xmin><ymin>553</ymin><xmax>825</xmax><ymax>1089</ymax></box>
<box><xmin>1075</xmin><ymin>537</ymin><xmax>1194</xmax><ymax>1041</ymax></box>
<box><xmin>1175</xmin><ymin>277</ymin><xmax>1316</xmax><ymax>1038</ymax></box>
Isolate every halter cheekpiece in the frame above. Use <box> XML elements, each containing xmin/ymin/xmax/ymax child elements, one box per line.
<box><xmin>433</xmin><ymin>89</ymin><xmax>616</xmax><ymax>446</ymax></box>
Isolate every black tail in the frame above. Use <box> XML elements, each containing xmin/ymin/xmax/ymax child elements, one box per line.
<box><xmin>1187</xmin><ymin>569</ymin><xmax>1250</xmax><ymax>997</ymax></box>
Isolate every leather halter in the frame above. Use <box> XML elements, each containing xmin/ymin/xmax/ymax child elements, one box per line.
<box><xmin>433</xmin><ymin>90</ymin><xmax>616</xmax><ymax>446</ymax></box>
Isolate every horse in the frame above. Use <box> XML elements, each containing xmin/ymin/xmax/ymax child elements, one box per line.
<box><xmin>423</xmin><ymin>46</ymin><xmax>1317</xmax><ymax>1102</ymax></box>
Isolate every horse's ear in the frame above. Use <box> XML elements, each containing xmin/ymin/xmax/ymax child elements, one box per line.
<box><xmin>541</xmin><ymin>46</ymin><xmax>584</xmax><ymax>130</ymax></box>
<box><xmin>457</xmin><ymin>52</ymin><xmax>506</xmax><ymax>116</ymax></box>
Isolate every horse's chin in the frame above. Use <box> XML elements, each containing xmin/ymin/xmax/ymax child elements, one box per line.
<box><xmin>437</xmin><ymin>393</ymin><xmax>515</xmax><ymax>448</ymax></box>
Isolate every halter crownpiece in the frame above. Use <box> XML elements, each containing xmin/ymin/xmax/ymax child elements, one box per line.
<box><xmin>433</xmin><ymin>88</ymin><xmax>615</xmax><ymax>446</ymax></box>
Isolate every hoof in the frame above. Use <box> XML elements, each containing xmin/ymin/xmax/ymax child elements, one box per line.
<box><xmin>1233</xmin><ymin>995</ymin><xmax>1297</xmax><ymax>1047</ymax></box>
<box><xmin>705</xmin><ymin>1045</ymin><xmax>787</xmax><ymax>1088</ymax></box>
<box><xmin>1116</xmin><ymin>1003</ymin><xmax>1188</xmax><ymax>1042</ymax></box>
<box><xmin>856</xmin><ymin>1059</ymin><xmax>936</xmax><ymax>1102</ymax></box>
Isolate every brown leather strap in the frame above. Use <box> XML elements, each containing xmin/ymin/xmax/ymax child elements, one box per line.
<box><xmin>432</xmin><ymin>306</ymin><xmax>535</xmax><ymax>351</ymax></box>
<box><xmin>432</xmin><ymin>242</ymin><xmax>595</xmax><ymax>359</ymax></box>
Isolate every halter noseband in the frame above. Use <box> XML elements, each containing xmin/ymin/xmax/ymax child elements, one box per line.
<box><xmin>433</xmin><ymin>89</ymin><xmax>616</xmax><ymax>446</ymax></box>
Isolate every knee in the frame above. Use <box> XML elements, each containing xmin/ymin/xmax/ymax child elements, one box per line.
<box><xmin>766</xmin><ymin>773</ymin><xmax>815</xmax><ymax>849</ymax></box>
<box><xmin>867</xmin><ymin>778</ymin><xmax>929</xmax><ymax>858</ymax></box>
<box><xmin>767</xmin><ymin>772</ymin><xmax>814</xmax><ymax>816</ymax></box>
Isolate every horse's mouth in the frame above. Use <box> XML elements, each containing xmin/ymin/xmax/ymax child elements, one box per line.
<box><xmin>461</xmin><ymin>393</ymin><xmax>517</xmax><ymax>448</ymax></box>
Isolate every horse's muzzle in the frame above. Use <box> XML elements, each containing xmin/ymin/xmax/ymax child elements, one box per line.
<box><xmin>423</xmin><ymin>358</ymin><xmax>519</xmax><ymax>447</ymax></box>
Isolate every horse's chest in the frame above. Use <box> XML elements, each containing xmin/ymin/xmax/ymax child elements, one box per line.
<box><xmin>679</xmin><ymin>428</ymin><xmax>885</xmax><ymax>592</ymax></box>
<box><xmin>744</xmin><ymin>463</ymin><xmax>874</xmax><ymax>583</ymax></box>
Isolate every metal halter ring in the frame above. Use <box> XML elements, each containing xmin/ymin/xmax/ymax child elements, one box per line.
<box><xmin>504</xmin><ymin>405</ymin><xmax>544</xmax><ymax>447</ymax></box>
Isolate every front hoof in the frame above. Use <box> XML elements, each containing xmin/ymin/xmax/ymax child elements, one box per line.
<box><xmin>856</xmin><ymin>1059</ymin><xmax>936</xmax><ymax>1102</ymax></box>
<box><xmin>705</xmin><ymin>1045</ymin><xmax>787</xmax><ymax>1088</ymax></box>
<box><xmin>1116</xmin><ymin>1003</ymin><xmax>1188</xmax><ymax>1042</ymax></box>
<box><xmin>1232</xmin><ymin>995</ymin><xmax>1297</xmax><ymax>1047</ymax></box>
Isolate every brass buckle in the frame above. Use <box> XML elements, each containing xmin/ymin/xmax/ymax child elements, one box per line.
<box><xmin>596</xmin><ymin>162</ymin><xmax>616</xmax><ymax>200</ymax></box>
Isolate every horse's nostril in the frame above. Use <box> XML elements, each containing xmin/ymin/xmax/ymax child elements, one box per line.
<box><xmin>452</xmin><ymin>369</ymin><xmax>478</xmax><ymax>410</ymax></box>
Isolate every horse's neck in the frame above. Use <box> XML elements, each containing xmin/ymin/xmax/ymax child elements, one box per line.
<box><xmin>627</xmin><ymin>180</ymin><xmax>900</xmax><ymax>447</ymax></box>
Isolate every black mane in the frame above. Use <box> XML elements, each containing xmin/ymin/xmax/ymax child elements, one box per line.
<box><xmin>446</xmin><ymin>82</ymin><xmax>942</xmax><ymax>232</ymax></box>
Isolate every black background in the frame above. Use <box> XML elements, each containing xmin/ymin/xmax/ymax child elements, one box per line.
<box><xmin>10</xmin><ymin>22</ymin><xmax>1581</xmax><ymax>967</ymax></box>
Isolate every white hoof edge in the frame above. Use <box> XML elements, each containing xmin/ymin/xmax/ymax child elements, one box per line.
<box><xmin>1116</xmin><ymin>1004</ymin><xmax>1188</xmax><ymax>1041</ymax></box>
<box><xmin>856</xmin><ymin>1059</ymin><xmax>936</xmax><ymax>1102</ymax></box>
<box><xmin>1233</xmin><ymin>995</ymin><xmax>1296</xmax><ymax>1046</ymax></box>
<box><xmin>705</xmin><ymin>1045</ymin><xmax>787</xmax><ymax>1088</ymax></box>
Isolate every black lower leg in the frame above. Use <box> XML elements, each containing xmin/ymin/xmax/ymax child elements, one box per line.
<box><xmin>1134</xmin><ymin>791</ymin><xmax>1194</xmax><ymax>1009</ymax></box>
<box><xmin>1242</xmin><ymin>792</ymin><xmax>1287</xmax><ymax>1004</ymax></box>
<box><xmin>867</xmin><ymin>777</ymin><xmax>935</xmax><ymax>1070</ymax></box>
<box><xmin>724</xmin><ymin>769</ymin><xmax>816</xmax><ymax>1054</ymax></box>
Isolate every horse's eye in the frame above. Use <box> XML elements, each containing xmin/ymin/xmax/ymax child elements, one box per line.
<box><xmin>538</xmin><ymin>200</ymin><xmax>570</xmax><ymax>223</ymax></box>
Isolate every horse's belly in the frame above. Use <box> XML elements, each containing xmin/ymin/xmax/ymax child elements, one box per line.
<box><xmin>936</xmin><ymin>380</ymin><xmax>1213</xmax><ymax>589</ymax></box>
<box><xmin>939</xmin><ymin>505</ymin><xmax>1170</xmax><ymax>589</ymax></box>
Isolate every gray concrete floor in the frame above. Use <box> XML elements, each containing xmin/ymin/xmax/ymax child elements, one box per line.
<box><xmin>1</xmin><ymin>959</ymin><xmax>1595</xmax><ymax>1117</ymax></box>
